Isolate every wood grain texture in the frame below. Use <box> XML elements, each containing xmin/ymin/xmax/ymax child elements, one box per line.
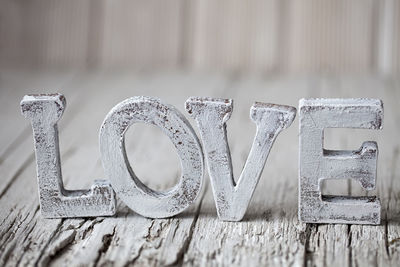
<box><xmin>1</xmin><ymin>0</ymin><xmax>400</xmax><ymax>74</ymax></box>
<box><xmin>378</xmin><ymin>0</ymin><xmax>400</xmax><ymax>75</ymax></box>
<box><xmin>286</xmin><ymin>0</ymin><xmax>376</xmax><ymax>73</ymax></box>
<box><xmin>186</xmin><ymin>0</ymin><xmax>280</xmax><ymax>72</ymax></box>
<box><xmin>1</xmin><ymin>71</ymin><xmax>400</xmax><ymax>266</ymax></box>
<box><xmin>0</xmin><ymin>0</ymin><xmax>92</xmax><ymax>68</ymax></box>
<box><xmin>99</xmin><ymin>0</ymin><xmax>183</xmax><ymax>69</ymax></box>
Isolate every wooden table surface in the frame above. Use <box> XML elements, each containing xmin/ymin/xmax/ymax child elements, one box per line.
<box><xmin>1</xmin><ymin>70</ymin><xmax>399</xmax><ymax>266</ymax></box>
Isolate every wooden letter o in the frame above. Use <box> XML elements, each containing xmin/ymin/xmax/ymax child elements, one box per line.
<box><xmin>100</xmin><ymin>96</ymin><xmax>204</xmax><ymax>218</ymax></box>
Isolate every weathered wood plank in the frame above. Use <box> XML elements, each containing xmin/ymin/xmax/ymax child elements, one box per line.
<box><xmin>378</xmin><ymin>0</ymin><xmax>400</xmax><ymax>75</ymax></box>
<box><xmin>1</xmin><ymin>1</ymin><xmax>400</xmax><ymax>75</ymax></box>
<box><xmin>0</xmin><ymin>0</ymin><xmax>92</xmax><ymax>68</ymax></box>
<box><xmin>287</xmin><ymin>0</ymin><xmax>377</xmax><ymax>73</ymax></box>
<box><xmin>186</xmin><ymin>0</ymin><xmax>280</xmax><ymax>72</ymax></box>
<box><xmin>1</xmin><ymin>72</ymin><xmax>400</xmax><ymax>266</ymax></box>
<box><xmin>99</xmin><ymin>0</ymin><xmax>183</xmax><ymax>69</ymax></box>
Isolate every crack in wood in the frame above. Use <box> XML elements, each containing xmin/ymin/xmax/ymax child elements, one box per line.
<box><xmin>347</xmin><ymin>225</ymin><xmax>353</xmax><ymax>267</ymax></box>
<box><xmin>0</xmin><ymin>204</ymin><xmax>38</xmax><ymax>251</ymax></box>
<box><xmin>1</xmin><ymin>205</ymin><xmax>40</xmax><ymax>265</ymax></box>
<box><xmin>0</xmin><ymin>73</ymin><xmax>399</xmax><ymax>266</ymax></box>
<box><xmin>33</xmin><ymin>220</ymin><xmax>64</xmax><ymax>267</ymax></box>
<box><xmin>302</xmin><ymin>224</ymin><xmax>314</xmax><ymax>267</ymax></box>
<box><xmin>93</xmin><ymin>226</ymin><xmax>116</xmax><ymax>267</ymax></box>
<box><xmin>172</xmin><ymin>188</ymin><xmax>205</xmax><ymax>266</ymax></box>
<box><xmin>40</xmin><ymin>229</ymin><xmax>77</xmax><ymax>266</ymax></box>
<box><xmin>385</xmin><ymin>216</ymin><xmax>390</xmax><ymax>260</ymax></box>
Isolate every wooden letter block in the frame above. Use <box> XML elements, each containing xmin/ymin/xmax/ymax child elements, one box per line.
<box><xmin>100</xmin><ymin>96</ymin><xmax>204</xmax><ymax>218</ymax></box>
<box><xmin>299</xmin><ymin>98</ymin><xmax>383</xmax><ymax>224</ymax></box>
<box><xmin>186</xmin><ymin>97</ymin><xmax>296</xmax><ymax>221</ymax></box>
<box><xmin>21</xmin><ymin>94</ymin><xmax>116</xmax><ymax>218</ymax></box>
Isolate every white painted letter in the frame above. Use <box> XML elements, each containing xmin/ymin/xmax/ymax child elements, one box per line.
<box><xmin>299</xmin><ymin>98</ymin><xmax>383</xmax><ymax>224</ymax></box>
<box><xmin>100</xmin><ymin>96</ymin><xmax>204</xmax><ymax>218</ymax></box>
<box><xmin>21</xmin><ymin>94</ymin><xmax>116</xmax><ymax>218</ymax></box>
<box><xmin>186</xmin><ymin>97</ymin><xmax>296</xmax><ymax>221</ymax></box>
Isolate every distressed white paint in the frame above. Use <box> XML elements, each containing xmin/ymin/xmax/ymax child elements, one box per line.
<box><xmin>99</xmin><ymin>96</ymin><xmax>204</xmax><ymax>218</ymax></box>
<box><xmin>20</xmin><ymin>94</ymin><xmax>116</xmax><ymax>218</ymax></box>
<box><xmin>4</xmin><ymin>73</ymin><xmax>400</xmax><ymax>266</ymax></box>
<box><xmin>185</xmin><ymin>97</ymin><xmax>296</xmax><ymax>221</ymax></box>
<box><xmin>299</xmin><ymin>98</ymin><xmax>384</xmax><ymax>224</ymax></box>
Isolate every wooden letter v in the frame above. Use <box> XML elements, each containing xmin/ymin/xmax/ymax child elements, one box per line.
<box><xmin>186</xmin><ymin>97</ymin><xmax>296</xmax><ymax>221</ymax></box>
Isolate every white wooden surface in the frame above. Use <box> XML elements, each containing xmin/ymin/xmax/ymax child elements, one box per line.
<box><xmin>0</xmin><ymin>0</ymin><xmax>399</xmax><ymax>74</ymax></box>
<box><xmin>0</xmin><ymin>70</ymin><xmax>400</xmax><ymax>266</ymax></box>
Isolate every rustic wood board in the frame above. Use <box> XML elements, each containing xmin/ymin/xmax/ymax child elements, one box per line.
<box><xmin>1</xmin><ymin>0</ymin><xmax>399</xmax><ymax>75</ymax></box>
<box><xmin>0</xmin><ymin>71</ymin><xmax>399</xmax><ymax>266</ymax></box>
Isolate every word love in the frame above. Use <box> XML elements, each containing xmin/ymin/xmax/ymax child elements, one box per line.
<box><xmin>21</xmin><ymin>95</ymin><xmax>383</xmax><ymax>225</ymax></box>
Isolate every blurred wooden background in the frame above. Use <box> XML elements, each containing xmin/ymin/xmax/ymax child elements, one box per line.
<box><xmin>0</xmin><ymin>0</ymin><xmax>399</xmax><ymax>75</ymax></box>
